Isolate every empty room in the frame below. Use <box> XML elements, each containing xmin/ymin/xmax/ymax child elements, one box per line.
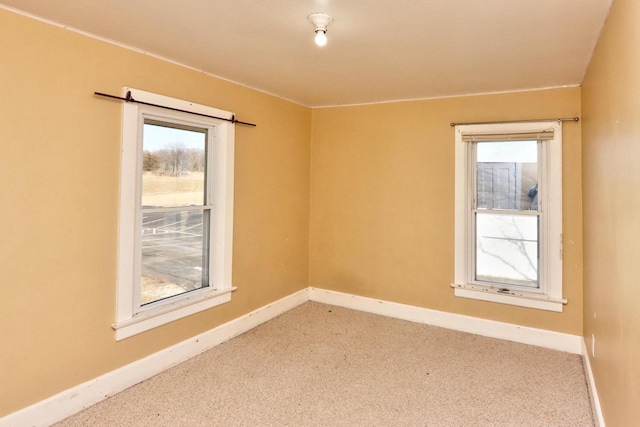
<box><xmin>0</xmin><ymin>0</ymin><xmax>638</xmax><ymax>426</ymax></box>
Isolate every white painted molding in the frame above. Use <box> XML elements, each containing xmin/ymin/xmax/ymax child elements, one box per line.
<box><xmin>0</xmin><ymin>288</ymin><xmax>310</xmax><ymax>427</ymax></box>
<box><xmin>453</xmin><ymin>286</ymin><xmax>565</xmax><ymax>312</ymax></box>
<box><xmin>114</xmin><ymin>87</ymin><xmax>237</xmax><ymax>340</ymax></box>
<box><xmin>308</xmin><ymin>287</ymin><xmax>582</xmax><ymax>354</ymax></box>
<box><xmin>582</xmin><ymin>338</ymin><xmax>605</xmax><ymax>427</ymax></box>
<box><xmin>2</xmin><ymin>287</ymin><xmax>588</xmax><ymax>426</ymax></box>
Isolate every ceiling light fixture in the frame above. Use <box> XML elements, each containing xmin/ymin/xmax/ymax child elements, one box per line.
<box><xmin>308</xmin><ymin>12</ymin><xmax>332</xmax><ymax>47</ymax></box>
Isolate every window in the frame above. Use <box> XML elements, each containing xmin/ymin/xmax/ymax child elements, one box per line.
<box><xmin>452</xmin><ymin>121</ymin><xmax>566</xmax><ymax>312</ymax></box>
<box><xmin>114</xmin><ymin>88</ymin><xmax>235</xmax><ymax>340</ymax></box>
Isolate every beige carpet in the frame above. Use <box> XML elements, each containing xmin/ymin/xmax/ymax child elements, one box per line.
<box><xmin>57</xmin><ymin>302</ymin><xmax>594</xmax><ymax>426</ymax></box>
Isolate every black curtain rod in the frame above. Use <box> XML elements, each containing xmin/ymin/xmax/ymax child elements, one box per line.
<box><xmin>450</xmin><ymin>117</ymin><xmax>579</xmax><ymax>127</ymax></box>
<box><xmin>94</xmin><ymin>91</ymin><xmax>257</xmax><ymax>127</ymax></box>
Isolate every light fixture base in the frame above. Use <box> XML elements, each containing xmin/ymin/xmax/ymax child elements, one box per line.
<box><xmin>308</xmin><ymin>12</ymin><xmax>332</xmax><ymax>33</ymax></box>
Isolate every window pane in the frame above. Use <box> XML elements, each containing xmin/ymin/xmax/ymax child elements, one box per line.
<box><xmin>476</xmin><ymin>141</ymin><xmax>538</xmax><ymax>211</ymax></box>
<box><xmin>141</xmin><ymin>210</ymin><xmax>209</xmax><ymax>305</ymax></box>
<box><xmin>141</xmin><ymin>122</ymin><xmax>207</xmax><ymax>207</ymax></box>
<box><xmin>475</xmin><ymin>213</ymin><xmax>539</xmax><ymax>288</ymax></box>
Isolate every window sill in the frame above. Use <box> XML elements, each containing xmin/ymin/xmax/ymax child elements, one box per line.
<box><xmin>113</xmin><ymin>287</ymin><xmax>236</xmax><ymax>341</ymax></box>
<box><xmin>451</xmin><ymin>283</ymin><xmax>566</xmax><ymax>312</ymax></box>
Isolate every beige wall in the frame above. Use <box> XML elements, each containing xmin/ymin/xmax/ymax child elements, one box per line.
<box><xmin>0</xmin><ymin>9</ymin><xmax>310</xmax><ymax>416</ymax></box>
<box><xmin>582</xmin><ymin>0</ymin><xmax>640</xmax><ymax>424</ymax></box>
<box><xmin>310</xmin><ymin>88</ymin><xmax>583</xmax><ymax>334</ymax></box>
<box><xmin>1</xmin><ymin>5</ymin><xmax>597</xmax><ymax>420</ymax></box>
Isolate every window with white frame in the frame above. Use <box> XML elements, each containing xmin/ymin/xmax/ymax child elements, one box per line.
<box><xmin>452</xmin><ymin>121</ymin><xmax>566</xmax><ymax>312</ymax></box>
<box><xmin>114</xmin><ymin>88</ymin><xmax>235</xmax><ymax>340</ymax></box>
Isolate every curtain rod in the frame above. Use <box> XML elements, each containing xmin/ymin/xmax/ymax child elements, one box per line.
<box><xmin>94</xmin><ymin>91</ymin><xmax>257</xmax><ymax>127</ymax></box>
<box><xmin>450</xmin><ymin>117</ymin><xmax>579</xmax><ymax>127</ymax></box>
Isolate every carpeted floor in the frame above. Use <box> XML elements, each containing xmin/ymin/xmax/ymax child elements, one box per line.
<box><xmin>57</xmin><ymin>302</ymin><xmax>594</xmax><ymax>426</ymax></box>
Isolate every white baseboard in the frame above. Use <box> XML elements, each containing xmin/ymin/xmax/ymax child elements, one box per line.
<box><xmin>2</xmin><ymin>286</ymin><xmax>588</xmax><ymax>426</ymax></box>
<box><xmin>582</xmin><ymin>338</ymin><xmax>605</xmax><ymax>427</ymax></box>
<box><xmin>0</xmin><ymin>288</ymin><xmax>309</xmax><ymax>427</ymax></box>
<box><xmin>309</xmin><ymin>287</ymin><xmax>583</xmax><ymax>354</ymax></box>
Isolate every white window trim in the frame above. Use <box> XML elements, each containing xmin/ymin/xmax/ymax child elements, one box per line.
<box><xmin>451</xmin><ymin>121</ymin><xmax>566</xmax><ymax>312</ymax></box>
<box><xmin>114</xmin><ymin>88</ymin><xmax>235</xmax><ymax>340</ymax></box>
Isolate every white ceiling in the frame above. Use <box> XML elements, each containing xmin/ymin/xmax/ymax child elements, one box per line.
<box><xmin>1</xmin><ymin>0</ymin><xmax>613</xmax><ymax>107</ymax></box>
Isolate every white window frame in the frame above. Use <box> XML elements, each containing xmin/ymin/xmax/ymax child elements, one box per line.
<box><xmin>114</xmin><ymin>88</ymin><xmax>235</xmax><ymax>340</ymax></box>
<box><xmin>452</xmin><ymin>121</ymin><xmax>566</xmax><ymax>312</ymax></box>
